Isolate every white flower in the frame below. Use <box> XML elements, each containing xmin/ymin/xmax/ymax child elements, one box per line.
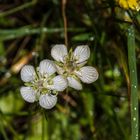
<box><xmin>51</xmin><ymin>44</ymin><xmax>99</xmax><ymax>90</ymax></box>
<box><xmin>20</xmin><ymin>59</ymin><xmax>67</xmax><ymax>109</ymax></box>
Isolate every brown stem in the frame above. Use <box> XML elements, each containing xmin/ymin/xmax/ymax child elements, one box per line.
<box><xmin>62</xmin><ymin>0</ymin><xmax>68</xmax><ymax>47</ymax></box>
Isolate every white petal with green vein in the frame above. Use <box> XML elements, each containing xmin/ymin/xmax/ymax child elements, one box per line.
<box><xmin>46</xmin><ymin>75</ymin><xmax>67</xmax><ymax>91</ymax></box>
<box><xmin>20</xmin><ymin>65</ymin><xmax>35</xmax><ymax>82</ymax></box>
<box><xmin>39</xmin><ymin>59</ymin><xmax>56</xmax><ymax>76</ymax></box>
<box><xmin>75</xmin><ymin>66</ymin><xmax>98</xmax><ymax>83</ymax></box>
<box><xmin>39</xmin><ymin>94</ymin><xmax>57</xmax><ymax>109</ymax></box>
<box><xmin>67</xmin><ymin>76</ymin><xmax>82</xmax><ymax>90</ymax></box>
<box><xmin>73</xmin><ymin>45</ymin><xmax>90</xmax><ymax>63</ymax></box>
<box><xmin>20</xmin><ymin>86</ymin><xmax>36</xmax><ymax>103</ymax></box>
<box><xmin>51</xmin><ymin>44</ymin><xmax>68</xmax><ymax>62</ymax></box>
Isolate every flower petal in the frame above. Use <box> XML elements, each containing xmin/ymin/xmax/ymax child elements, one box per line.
<box><xmin>67</xmin><ymin>76</ymin><xmax>82</xmax><ymax>90</ymax></box>
<box><xmin>75</xmin><ymin>66</ymin><xmax>99</xmax><ymax>83</ymax></box>
<box><xmin>51</xmin><ymin>44</ymin><xmax>68</xmax><ymax>62</ymax></box>
<box><xmin>55</xmin><ymin>64</ymin><xmax>65</xmax><ymax>75</ymax></box>
<box><xmin>77</xmin><ymin>61</ymin><xmax>87</xmax><ymax>67</ymax></box>
<box><xmin>20</xmin><ymin>65</ymin><xmax>35</xmax><ymax>82</ymax></box>
<box><xmin>39</xmin><ymin>94</ymin><xmax>57</xmax><ymax>109</ymax></box>
<box><xmin>20</xmin><ymin>86</ymin><xmax>36</xmax><ymax>103</ymax></box>
<box><xmin>39</xmin><ymin>59</ymin><xmax>56</xmax><ymax>76</ymax></box>
<box><xmin>46</xmin><ymin>75</ymin><xmax>67</xmax><ymax>91</ymax></box>
<box><xmin>73</xmin><ymin>45</ymin><xmax>90</xmax><ymax>63</ymax></box>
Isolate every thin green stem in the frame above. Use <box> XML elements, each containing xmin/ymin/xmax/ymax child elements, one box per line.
<box><xmin>127</xmin><ymin>25</ymin><xmax>139</xmax><ymax>140</ymax></box>
<box><xmin>0</xmin><ymin>0</ymin><xmax>37</xmax><ymax>17</ymax></box>
<box><xmin>42</xmin><ymin>113</ymin><xmax>45</xmax><ymax>140</ymax></box>
<box><xmin>0</xmin><ymin>111</ymin><xmax>20</xmax><ymax>140</ymax></box>
<box><xmin>0</xmin><ymin>114</ymin><xmax>9</xmax><ymax>140</ymax></box>
<box><xmin>0</xmin><ymin>27</ymin><xmax>85</xmax><ymax>41</ymax></box>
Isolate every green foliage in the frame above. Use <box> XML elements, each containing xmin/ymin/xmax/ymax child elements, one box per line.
<box><xmin>0</xmin><ymin>0</ymin><xmax>140</xmax><ymax>140</ymax></box>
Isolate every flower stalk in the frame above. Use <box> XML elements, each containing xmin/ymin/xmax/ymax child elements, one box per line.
<box><xmin>62</xmin><ymin>0</ymin><xmax>68</xmax><ymax>47</ymax></box>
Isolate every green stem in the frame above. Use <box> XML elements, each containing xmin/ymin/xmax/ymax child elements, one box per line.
<box><xmin>127</xmin><ymin>25</ymin><xmax>139</xmax><ymax>140</ymax></box>
<box><xmin>0</xmin><ymin>110</ymin><xmax>20</xmax><ymax>140</ymax></box>
<box><xmin>0</xmin><ymin>27</ymin><xmax>85</xmax><ymax>41</ymax></box>
<box><xmin>42</xmin><ymin>114</ymin><xmax>45</xmax><ymax>140</ymax></box>
<box><xmin>0</xmin><ymin>0</ymin><xmax>37</xmax><ymax>17</ymax></box>
<box><xmin>0</xmin><ymin>116</ymin><xmax>9</xmax><ymax>140</ymax></box>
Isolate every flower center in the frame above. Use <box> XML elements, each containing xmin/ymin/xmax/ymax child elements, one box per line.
<box><xmin>61</xmin><ymin>53</ymin><xmax>79</xmax><ymax>76</ymax></box>
<box><xmin>36</xmin><ymin>80</ymin><xmax>44</xmax><ymax>89</ymax></box>
<box><xmin>65</xmin><ymin>60</ymin><xmax>76</xmax><ymax>74</ymax></box>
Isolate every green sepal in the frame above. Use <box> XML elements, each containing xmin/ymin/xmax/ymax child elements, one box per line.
<box><xmin>24</xmin><ymin>82</ymin><xmax>32</xmax><ymax>87</ymax></box>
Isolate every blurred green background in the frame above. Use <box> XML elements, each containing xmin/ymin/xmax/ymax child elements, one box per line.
<box><xmin>0</xmin><ymin>0</ymin><xmax>140</xmax><ymax>140</ymax></box>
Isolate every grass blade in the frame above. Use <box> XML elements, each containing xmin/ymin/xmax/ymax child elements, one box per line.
<box><xmin>0</xmin><ymin>27</ymin><xmax>85</xmax><ymax>41</ymax></box>
<box><xmin>127</xmin><ymin>25</ymin><xmax>139</xmax><ymax>140</ymax></box>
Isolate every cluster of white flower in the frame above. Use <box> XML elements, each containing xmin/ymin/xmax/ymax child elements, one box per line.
<box><xmin>20</xmin><ymin>45</ymin><xmax>99</xmax><ymax>109</ymax></box>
